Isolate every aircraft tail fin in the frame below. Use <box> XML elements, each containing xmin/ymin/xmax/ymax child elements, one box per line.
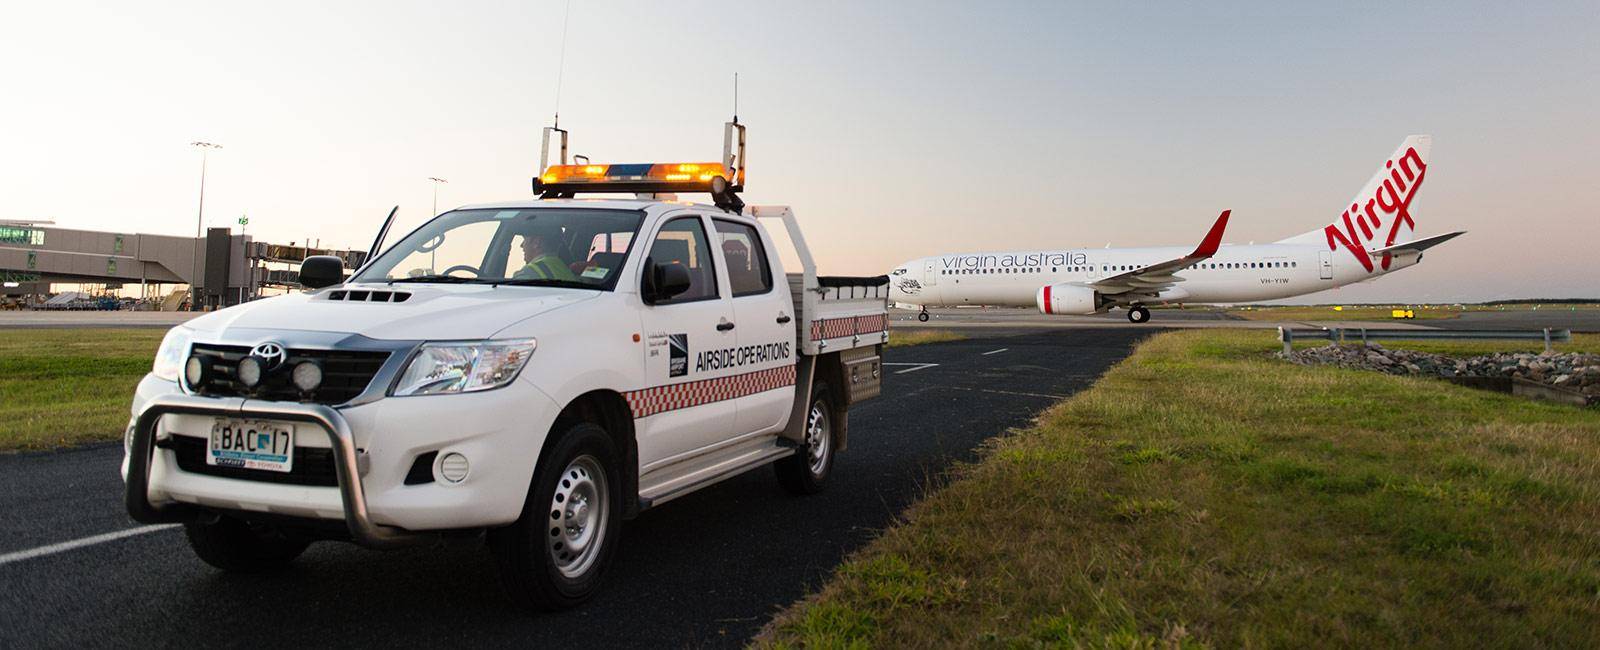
<box><xmin>1279</xmin><ymin>135</ymin><xmax>1432</xmax><ymax>272</ymax></box>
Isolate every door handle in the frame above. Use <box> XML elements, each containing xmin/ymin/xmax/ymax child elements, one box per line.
<box><xmin>776</xmin><ymin>314</ymin><xmax>792</xmax><ymax>324</ymax></box>
<box><xmin>716</xmin><ymin>322</ymin><xmax>736</xmax><ymax>331</ymax></box>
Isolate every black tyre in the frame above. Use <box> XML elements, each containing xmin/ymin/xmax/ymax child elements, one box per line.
<box><xmin>488</xmin><ymin>422</ymin><xmax>621</xmax><ymax>611</ymax></box>
<box><xmin>1128</xmin><ymin>306</ymin><xmax>1151</xmax><ymax>323</ymax></box>
<box><xmin>775</xmin><ymin>382</ymin><xmax>836</xmax><ymax>495</ymax></box>
<box><xmin>917</xmin><ymin>312</ymin><xmax>930</xmax><ymax>322</ymax></box>
<box><xmin>183</xmin><ymin>516</ymin><xmax>309</xmax><ymax>573</ymax></box>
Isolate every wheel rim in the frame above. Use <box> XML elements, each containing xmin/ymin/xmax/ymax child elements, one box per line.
<box><xmin>547</xmin><ymin>455</ymin><xmax>609</xmax><ymax>579</ymax></box>
<box><xmin>806</xmin><ymin>400</ymin><xmax>831</xmax><ymax>475</ymax></box>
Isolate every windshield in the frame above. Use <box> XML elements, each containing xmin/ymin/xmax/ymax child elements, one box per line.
<box><xmin>353</xmin><ymin>208</ymin><xmax>644</xmax><ymax>290</ymax></box>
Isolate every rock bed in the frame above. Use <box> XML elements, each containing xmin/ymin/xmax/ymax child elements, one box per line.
<box><xmin>1288</xmin><ymin>343</ymin><xmax>1600</xmax><ymax>398</ymax></box>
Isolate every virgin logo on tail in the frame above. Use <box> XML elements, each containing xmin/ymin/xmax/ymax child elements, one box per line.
<box><xmin>1325</xmin><ymin>146</ymin><xmax>1426</xmax><ymax>272</ymax></box>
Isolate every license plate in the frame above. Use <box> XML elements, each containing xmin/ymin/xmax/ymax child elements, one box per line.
<box><xmin>207</xmin><ymin>418</ymin><xmax>295</xmax><ymax>473</ymax></box>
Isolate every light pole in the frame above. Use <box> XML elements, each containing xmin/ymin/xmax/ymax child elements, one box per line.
<box><xmin>428</xmin><ymin>177</ymin><xmax>448</xmax><ymax>215</ymax></box>
<box><xmin>426</xmin><ymin>177</ymin><xmax>448</xmax><ymax>271</ymax></box>
<box><xmin>190</xmin><ymin>141</ymin><xmax>222</xmax><ymax>310</ymax></box>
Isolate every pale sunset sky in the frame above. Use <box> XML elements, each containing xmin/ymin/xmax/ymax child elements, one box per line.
<box><xmin>2</xmin><ymin>1</ymin><xmax>1595</xmax><ymax>302</ymax></box>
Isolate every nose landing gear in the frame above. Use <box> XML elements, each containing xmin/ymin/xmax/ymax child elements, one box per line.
<box><xmin>1127</xmin><ymin>305</ymin><xmax>1151</xmax><ymax>324</ymax></box>
<box><xmin>917</xmin><ymin>308</ymin><xmax>930</xmax><ymax>322</ymax></box>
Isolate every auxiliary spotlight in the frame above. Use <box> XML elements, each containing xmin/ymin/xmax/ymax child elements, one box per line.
<box><xmin>237</xmin><ymin>356</ymin><xmax>264</xmax><ymax>388</ymax></box>
<box><xmin>184</xmin><ymin>355</ymin><xmax>211</xmax><ymax>389</ymax></box>
<box><xmin>292</xmin><ymin>361</ymin><xmax>324</xmax><ymax>392</ymax></box>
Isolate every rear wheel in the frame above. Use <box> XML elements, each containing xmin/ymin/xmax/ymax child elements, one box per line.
<box><xmin>184</xmin><ymin>516</ymin><xmax>309</xmax><ymax>573</ymax></box>
<box><xmin>488</xmin><ymin>422</ymin><xmax>621</xmax><ymax>611</ymax></box>
<box><xmin>1127</xmin><ymin>306</ymin><xmax>1151</xmax><ymax>323</ymax></box>
<box><xmin>775</xmin><ymin>382</ymin><xmax>836</xmax><ymax>495</ymax></box>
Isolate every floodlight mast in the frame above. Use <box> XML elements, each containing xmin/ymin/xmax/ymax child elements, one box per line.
<box><xmin>723</xmin><ymin>121</ymin><xmax>746</xmax><ymax>189</ymax></box>
<box><xmin>539</xmin><ymin>126</ymin><xmax>569</xmax><ymax>176</ymax></box>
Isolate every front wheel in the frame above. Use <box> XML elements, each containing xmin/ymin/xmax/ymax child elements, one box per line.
<box><xmin>488</xmin><ymin>422</ymin><xmax>621</xmax><ymax>611</ymax></box>
<box><xmin>917</xmin><ymin>311</ymin><xmax>930</xmax><ymax>322</ymax></box>
<box><xmin>775</xmin><ymin>382</ymin><xmax>836</xmax><ymax>495</ymax></box>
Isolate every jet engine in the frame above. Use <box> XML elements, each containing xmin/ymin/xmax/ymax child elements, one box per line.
<box><xmin>1035</xmin><ymin>284</ymin><xmax>1100</xmax><ymax>315</ymax></box>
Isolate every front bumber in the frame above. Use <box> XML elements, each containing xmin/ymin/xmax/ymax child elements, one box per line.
<box><xmin>126</xmin><ymin>393</ymin><xmax>439</xmax><ymax>548</ymax></box>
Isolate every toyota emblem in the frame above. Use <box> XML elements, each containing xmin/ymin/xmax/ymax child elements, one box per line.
<box><xmin>250</xmin><ymin>342</ymin><xmax>288</xmax><ymax>370</ymax></box>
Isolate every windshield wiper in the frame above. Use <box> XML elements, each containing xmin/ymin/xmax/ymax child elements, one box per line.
<box><xmin>386</xmin><ymin>274</ymin><xmax>479</xmax><ymax>284</ymax></box>
<box><xmin>495</xmin><ymin>278</ymin><xmax>596</xmax><ymax>290</ymax></box>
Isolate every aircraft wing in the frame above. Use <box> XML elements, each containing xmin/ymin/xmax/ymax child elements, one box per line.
<box><xmin>1088</xmin><ymin>210</ymin><xmax>1230</xmax><ymax>296</ymax></box>
<box><xmin>1367</xmin><ymin>231</ymin><xmax>1464</xmax><ymax>256</ymax></box>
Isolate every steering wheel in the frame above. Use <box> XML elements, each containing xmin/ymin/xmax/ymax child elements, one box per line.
<box><xmin>441</xmin><ymin>264</ymin><xmax>480</xmax><ymax>277</ymax></box>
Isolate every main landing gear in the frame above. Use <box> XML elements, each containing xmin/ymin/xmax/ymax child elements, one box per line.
<box><xmin>1127</xmin><ymin>305</ymin><xmax>1151</xmax><ymax>324</ymax></box>
<box><xmin>917</xmin><ymin>308</ymin><xmax>929</xmax><ymax>322</ymax></box>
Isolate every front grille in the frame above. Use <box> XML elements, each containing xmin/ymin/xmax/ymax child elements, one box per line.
<box><xmin>188</xmin><ymin>343</ymin><xmax>390</xmax><ymax>404</ymax></box>
<box><xmin>166</xmin><ymin>434</ymin><xmax>338</xmax><ymax>487</ymax></box>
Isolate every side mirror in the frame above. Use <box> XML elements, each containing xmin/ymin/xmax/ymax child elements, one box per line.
<box><xmin>300</xmin><ymin>255</ymin><xmax>345</xmax><ymax>289</ymax></box>
<box><xmin>643</xmin><ymin>260</ymin><xmax>693</xmax><ymax>304</ymax></box>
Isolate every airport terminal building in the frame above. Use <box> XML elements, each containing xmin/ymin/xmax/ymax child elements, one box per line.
<box><xmin>0</xmin><ymin>221</ymin><xmax>364</xmax><ymax>309</ymax></box>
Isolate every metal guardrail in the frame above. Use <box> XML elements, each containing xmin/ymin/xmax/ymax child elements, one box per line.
<box><xmin>1278</xmin><ymin>327</ymin><xmax>1572</xmax><ymax>355</ymax></box>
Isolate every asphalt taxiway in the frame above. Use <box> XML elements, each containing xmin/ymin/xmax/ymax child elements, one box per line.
<box><xmin>0</xmin><ymin>329</ymin><xmax>1148</xmax><ymax>648</ymax></box>
<box><xmin>893</xmin><ymin>306</ymin><xmax>1600</xmax><ymax>334</ymax></box>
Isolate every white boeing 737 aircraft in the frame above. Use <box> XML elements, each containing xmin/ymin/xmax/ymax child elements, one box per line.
<box><xmin>889</xmin><ymin>135</ymin><xmax>1463</xmax><ymax>323</ymax></box>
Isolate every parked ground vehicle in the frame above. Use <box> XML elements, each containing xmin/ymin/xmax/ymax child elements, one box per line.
<box><xmin>122</xmin><ymin>123</ymin><xmax>889</xmax><ymax>609</ymax></box>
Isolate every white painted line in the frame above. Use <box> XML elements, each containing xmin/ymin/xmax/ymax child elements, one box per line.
<box><xmin>981</xmin><ymin>348</ymin><xmax>1010</xmax><ymax>356</ymax></box>
<box><xmin>882</xmin><ymin>362</ymin><xmax>939</xmax><ymax>374</ymax></box>
<box><xmin>943</xmin><ymin>386</ymin><xmax>1068</xmax><ymax>399</ymax></box>
<box><xmin>0</xmin><ymin>524</ymin><xmax>179</xmax><ymax>567</ymax></box>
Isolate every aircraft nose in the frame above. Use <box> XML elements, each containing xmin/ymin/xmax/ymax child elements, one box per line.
<box><xmin>889</xmin><ymin>260</ymin><xmax>922</xmax><ymax>299</ymax></box>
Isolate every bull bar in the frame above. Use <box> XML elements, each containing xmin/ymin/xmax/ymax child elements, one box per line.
<box><xmin>126</xmin><ymin>393</ymin><xmax>440</xmax><ymax>549</ymax></box>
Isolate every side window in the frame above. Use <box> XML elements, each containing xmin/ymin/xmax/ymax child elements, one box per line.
<box><xmin>712</xmin><ymin>219</ymin><xmax>774</xmax><ymax>297</ymax></box>
<box><xmin>588</xmin><ymin>231</ymin><xmax>634</xmax><ymax>260</ymax></box>
<box><xmin>647</xmin><ymin>217</ymin><xmax>718</xmax><ymax>303</ymax></box>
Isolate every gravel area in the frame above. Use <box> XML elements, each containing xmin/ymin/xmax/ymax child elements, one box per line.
<box><xmin>1289</xmin><ymin>343</ymin><xmax>1600</xmax><ymax>397</ymax></box>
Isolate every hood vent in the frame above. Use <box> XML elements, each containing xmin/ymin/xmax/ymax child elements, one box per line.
<box><xmin>326</xmin><ymin>289</ymin><xmax>412</xmax><ymax>303</ymax></box>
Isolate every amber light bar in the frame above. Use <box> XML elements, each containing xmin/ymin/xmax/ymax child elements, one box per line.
<box><xmin>539</xmin><ymin>162</ymin><xmax>730</xmax><ymax>185</ymax></box>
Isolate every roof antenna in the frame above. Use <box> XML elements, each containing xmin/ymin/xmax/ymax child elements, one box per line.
<box><xmin>536</xmin><ymin>0</ymin><xmax>574</xmax><ymax>191</ymax></box>
<box><xmin>732</xmin><ymin>72</ymin><xmax>739</xmax><ymax>125</ymax></box>
<box><xmin>551</xmin><ymin>0</ymin><xmax>573</xmax><ymax>130</ymax></box>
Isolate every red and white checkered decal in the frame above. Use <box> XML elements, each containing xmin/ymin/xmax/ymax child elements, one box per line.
<box><xmin>624</xmin><ymin>364</ymin><xmax>796</xmax><ymax>419</ymax></box>
<box><xmin>809</xmin><ymin>314</ymin><xmax>888</xmax><ymax>341</ymax></box>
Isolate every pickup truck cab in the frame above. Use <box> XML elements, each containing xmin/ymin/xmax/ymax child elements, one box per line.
<box><xmin>123</xmin><ymin>126</ymin><xmax>889</xmax><ymax>609</ymax></box>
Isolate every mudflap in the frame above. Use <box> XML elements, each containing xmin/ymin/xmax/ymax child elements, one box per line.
<box><xmin>780</xmin><ymin>356</ymin><xmax>817</xmax><ymax>447</ymax></box>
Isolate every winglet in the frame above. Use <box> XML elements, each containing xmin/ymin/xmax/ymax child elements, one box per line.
<box><xmin>1190</xmin><ymin>210</ymin><xmax>1231</xmax><ymax>258</ymax></box>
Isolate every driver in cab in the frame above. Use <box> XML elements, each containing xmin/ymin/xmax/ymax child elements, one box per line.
<box><xmin>513</xmin><ymin>226</ymin><xmax>579</xmax><ymax>282</ymax></box>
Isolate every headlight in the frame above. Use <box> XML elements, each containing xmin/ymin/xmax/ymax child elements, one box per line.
<box><xmin>392</xmin><ymin>339</ymin><xmax>537</xmax><ymax>396</ymax></box>
<box><xmin>152</xmin><ymin>327</ymin><xmax>194</xmax><ymax>383</ymax></box>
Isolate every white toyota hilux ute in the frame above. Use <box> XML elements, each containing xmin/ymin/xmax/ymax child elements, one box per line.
<box><xmin>122</xmin><ymin>138</ymin><xmax>889</xmax><ymax>609</ymax></box>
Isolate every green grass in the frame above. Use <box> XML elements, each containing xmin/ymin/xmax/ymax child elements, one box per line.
<box><xmin>887</xmin><ymin>329</ymin><xmax>965</xmax><ymax>348</ymax></box>
<box><xmin>1232</xmin><ymin>305</ymin><xmax>1462</xmax><ymax>321</ymax></box>
<box><xmin>1288</xmin><ymin>333</ymin><xmax>1600</xmax><ymax>357</ymax></box>
<box><xmin>761</xmin><ymin>330</ymin><xmax>1600</xmax><ymax>648</ymax></box>
<box><xmin>1233</xmin><ymin>302</ymin><xmax>1600</xmax><ymax>323</ymax></box>
<box><xmin>0</xmin><ymin>328</ymin><xmax>165</xmax><ymax>450</ymax></box>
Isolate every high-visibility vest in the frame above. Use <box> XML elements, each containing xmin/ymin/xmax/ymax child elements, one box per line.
<box><xmin>522</xmin><ymin>254</ymin><xmax>577</xmax><ymax>281</ymax></box>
